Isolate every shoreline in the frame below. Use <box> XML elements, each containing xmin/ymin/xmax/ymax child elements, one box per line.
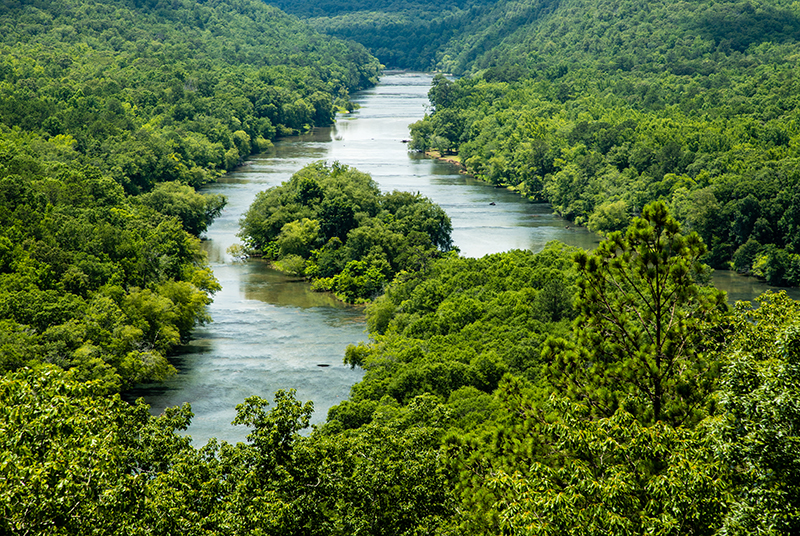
<box><xmin>424</xmin><ymin>150</ymin><xmax>464</xmax><ymax>170</ymax></box>
<box><xmin>420</xmin><ymin>149</ymin><xmax>800</xmax><ymax>298</ymax></box>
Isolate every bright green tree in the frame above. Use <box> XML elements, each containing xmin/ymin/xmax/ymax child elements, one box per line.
<box><xmin>712</xmin><ymin>291</ymin><xmax>800</xmax><ymax>535</ymax></box>
<box><xmin>0</xmin><ymin>366</ymin><xmax>194</xmax><ymax>536</ymax></box>
<box><xmin>490</xmin><ymin>397</ymin><xmax>729</xmax><ymax>536</ymax></box>
<box><xmin>587</xmin><ymin>199</ymin><xmax>631</xmax><ymax>235</ymax></box>
<box><xmin>139</xmin><ymin>182</ymin><xmax>227</xmax><ymax>236</ymax></box>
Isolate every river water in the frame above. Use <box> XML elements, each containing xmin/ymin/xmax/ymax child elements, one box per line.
<box><xmin>130</xmin><ymin>72</ymin><xmax>799</xmax><ymax>446</ymax></box>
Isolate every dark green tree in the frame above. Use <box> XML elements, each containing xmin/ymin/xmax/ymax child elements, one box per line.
<box><xmin>545</xmin><ymin>201</ymin><xmax>727</xmax><ymax>426</ymax></box>
<box><xmin>490</xmin><ymin>397</ymin><xmax>728</xmax><ymax>536</ymax></box>
<box><xmin>239</xmin><ymin>162</ymin><xmax>454</xmax><ymax>302</ymax></box>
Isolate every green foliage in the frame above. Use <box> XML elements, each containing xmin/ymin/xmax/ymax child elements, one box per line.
<box><xmin>0</xmin><ymin>128</ymin><xmax>221</xmax><ymax>389</ymax></box>
<box><xmin>7</xmin><ymin>2</ymin><xmax>800</xmax><ymax>534</ymax></box>
<box><xmin>0</xmin><ymin>366</ymin><xmax>194</xmax><ymax>536</ymax></box>
<box><xmin>313</xmin><ymin>258</ymin><xmax>389</xmax><ymax>302</ymax></box>
<box><xmin>0</xmin><ymin>0</ymin><xmax>383</xmax><ymax>387</ymax></box>
<box><xmin>403</xmin><ymin>0</ymin><xmax>800</xmax><ymax>285</ymax></box>
<box><xmin>0</xmin><ymin>0</ymin><xmax>380</xmax><ymax>191</ymax></box>
<box><xmin>239</xmin><ymin>161</ymin><xmax>454</xmax><ymax>302</ymax></box>
<box><xmin>713</xmin><ymin>291</ymin><xmax>800</xmax><ymax>534</ymax></box>
<box><xmin>261</xmin><ymin>0</ymin><xmax>499</xmax><ymax>70</ymax></box>
<box><xmin>5</xmin><ymin>246</ymin><xmax>800</xmax><ymax>536</ymax></box>
<box><xmin>311</xmin><ymin>395</ymin><xmax>459</xmax><ymax>535</ymax></box>
<box><xmin>277</xmin><ymin>217</ymin><xmax>321</xmax><ymax>258</ymax></box>
<box><xmin>138</xmin><ymin>181</ymin><xmax>227</xmax><ymax>236</ymax></box>
<box><xmin>751</xmin><ymin>244</ymin><xmax>800</xmax><ymax>287</ymax></box>
<box><xmin>0</xmin><ymin>367</ymin><xmax>457</xmax><ymax>536</ymax></box>
<box><xmin>221</xmin><ymin>391</ymin><xmax>458</xmax><ymax>535</ymax></box>
<box><xmin>490</xmin><ymin>397</ymin><xmax>729</xmax><ymax>536</ymax></box>
<box><xmin>732</xmin><ymin>237</ymin><xmax>762</xmax><ymax>274</ymax></box>
<box><xmin>437</xmin><ymin>0</ymin><xmax>800</xmax><ymax>75</ymax></box>
<box><xmin>325</xmin><ymin>245</ymin><xmax>580</xmax><ymax>532</ymax></box>
<box><xmin>327</xmin><ymin>243</ymin><xmax>578</xmax><ymax>431</ymax></box>
<box><xmin>587</xmin><ymin>199</ymin><xmax>631</xmax><ymax>235</ymax></box>
<box><xmin>441</xmin><ymin>376</ymin><xmax>553</xmax><ymax>533</ymax></box>
<box><xmin>545</xmin><ymin>202</ymin><xmax>727</xmax><ymax>426</ymax></box>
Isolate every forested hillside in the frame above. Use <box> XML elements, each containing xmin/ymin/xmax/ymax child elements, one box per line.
<box><xmin>0</xmin><ymin>0</ymin><xmax>380</xmax><ymax>189</ymax></box>
<box><xmin>266</xmin><ymin>0</ymin><xmax>800</xmax><ymax>76</ymax></box>
<box><xmin>269</xmin><ymin>0</ymin><xmax>800</xmax><ymax>285</ymax></box>
<box><xmin>411</xmin><ymin>0</ymin><xmax>800</xmax><ymax>285</ymax></box>
<box><xmin>259</xmin><ymin>0</ymin><xmax>504</xmax><ymax>70</ymax></box>
<box><xmin>0</xmin><ymin>0</ymin><xmax>380</xmax><ymax>389</ymax></box>
<box><xmin>440</xmin><ymin>0</ymin><xmax>800</xmax><ymax>74</ymax></box>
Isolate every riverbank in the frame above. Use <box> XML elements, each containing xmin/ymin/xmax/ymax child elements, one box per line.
<box><xmin>424</xmin><ymin>150</ymin><xmax>464</xmax><ymax>169</ymax></box>
<box><xmin>131</xmin><ymin>72</ymin><xmax>798</xmax><ymax>446</ymax></box>
<box><xmin>422</xmin><ymin>149</ymin><xmax>800</xmax><ymax>298</ymax></box>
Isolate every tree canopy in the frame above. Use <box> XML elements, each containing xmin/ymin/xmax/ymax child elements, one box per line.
<box><xmin>4</xmin><ymin>206</ymin><xmax>800</xmax><ymax>535</ymax></box>
<box><xmin>238</xmin><ymin>161</ymin><xmax>455</xmax><ymax>302</ymax></box>
<box><xmin>4</xmin><ymin>0</ymin><xmax>800</xmax><ymax>533</ymax></box>
<box><xmin>0</xmin><ymin>0</ymin><xmax>380</xmax><ymax>190</ymax></box>
<box><xmin>0</xmin><ymin>127</ymin><xmax>223</xmax><ymax>389</ymax></box>
<box><xmin>0</xmin><ymin>0</ymin><xmax>382</xmax><ymax>388</ymax></box>
<box><xmin>406</xmin><ymin>0</ymin><xmax>800</xmax><ymax>285</ymax></box>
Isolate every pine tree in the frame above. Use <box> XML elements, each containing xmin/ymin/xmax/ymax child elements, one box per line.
<box><xmin>545</xmin><ymin>201</ymin><xmax>727</xmax><ymax>426</ymax></box>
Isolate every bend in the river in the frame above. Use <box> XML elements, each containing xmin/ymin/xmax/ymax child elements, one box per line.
<box><xmin>128</xmin><ymin>72</ymin><xmax>800</xmax><ymax>446</ymax></box>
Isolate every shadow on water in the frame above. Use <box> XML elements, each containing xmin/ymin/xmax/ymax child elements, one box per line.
<box><xmin>228</xmin><ymin>258</ymin><xmax>358</xmax><ymax>311</ymax></box>
<box><xmin>124</xmin><ymin>345</ymin><xmax>210</xmax><ymax>400</ymax></box>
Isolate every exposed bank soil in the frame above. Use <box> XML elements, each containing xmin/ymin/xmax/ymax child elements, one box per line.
<box><xmin>424</xmin><ymin>150</ymin><xmax>464</xmax><ymax>170</ymax></box>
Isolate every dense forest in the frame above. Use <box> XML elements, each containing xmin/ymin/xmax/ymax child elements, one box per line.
<box><xmin>0</xmin><ymin>0</ymin><xmax>379</xmax><ymax>389</ymax></box>
<box><xmin>258</xmin><ymin>0</ymin><xmax>503</xmax><ymax>70</ymax></box>
<box><xmin>8</xmin><ymin>202</ymin><xmax>800</xmax><ymax>534</ymax></box>
<box><xmin>406</xmin><ymin>0</ymin><xmax>800</xmax><ymax>285</ymax></box>
<box><xmin>0</xmin><ymin>0</ymin><xmax>380</xmax><ymax>190</ymax></box>
<box><xmin>4</xmin><ymin>0</ymin><xmax>800</xmax><ymax>534</ymax></box>
<box><xmin>266</xmin><ymin>0</ymin><xmax>800</xmax><ymax>284</ymax></box>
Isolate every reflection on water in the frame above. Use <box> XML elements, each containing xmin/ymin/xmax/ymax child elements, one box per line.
<box><xmin>125</xmin><ymin>250</ymin><xmax>366</xmax><ymax>445</ymax></box>
<box><xmin>711</xmin><ymin>269</ymin><xmax>800</xmax><ymax>304</ymax></box>
<box><xmin>130</xmin><ymin>72</ymin><xmax>797</xmax><ymax>446</ymax></box>
<box><xmin>241</xmin><ymin>262</ymin><xmax>359</xmax><ymax>310</ymax></box>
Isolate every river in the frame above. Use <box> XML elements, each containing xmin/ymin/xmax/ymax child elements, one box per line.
<box><xmin>129</xmin><ymin>72</ymin><xmax>800</xmax><ymax>446</ymax></box>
